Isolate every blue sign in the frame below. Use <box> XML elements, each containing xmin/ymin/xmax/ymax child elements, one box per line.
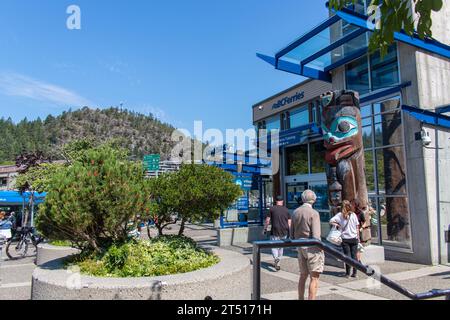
<box><xmin>237</xmin><ymin>196</ymin><xmax>249</xmax><ymax>212</ymax></box>
<box><xmin>233</xmin><ymin>173</ymin><xmax>253</xmax><ymax>191</ymax></box>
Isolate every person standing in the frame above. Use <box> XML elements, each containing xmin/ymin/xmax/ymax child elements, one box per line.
<box><xmin>264</xmin><ymin>196</ymin><xmax>291</xmax><ymax>271</ymax></box>
<box><xmin>330</xmin><ymin>200</ymin><xmax>360</xmax><ymax>278</ymax></box>
<box><xmin>291</xmin><ymin>190</ymin><xmax>324</xmax><ymax>301</ymax></box>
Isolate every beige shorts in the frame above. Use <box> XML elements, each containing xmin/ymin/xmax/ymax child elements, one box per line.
<box><xmin>298</xmin><ymin>247</ymin><xmax>325</xmax><ymax>275</ymax></box>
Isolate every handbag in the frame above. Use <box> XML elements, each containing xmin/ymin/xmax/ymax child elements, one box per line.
<box><xmin>326</xmin><ymin>226</ymin><xmax>343</xmax><ymax>246</ymax></box>
<box><xmin>326</xmin><ymin>216</ymin><xmax>351</xmax><ymax>246</ymax></box>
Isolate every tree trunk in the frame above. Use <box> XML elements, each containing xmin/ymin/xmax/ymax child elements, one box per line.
<box><xmin>178</xmin><ymin>218</ymin><xmax>186</xmax><ymax>236</ymax></box>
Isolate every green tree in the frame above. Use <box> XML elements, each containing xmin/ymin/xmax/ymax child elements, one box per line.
<box><xmin>36</xmin><ymin>144</ymin><xmax>152</xmax><ymax>253</ymax></box>
<box><xmin>329</xmin><ymin>0</ymin><xmax>444</xmax><ymax>55</ymax></box>
<box><xmin>152</xmin><ymin>164</ymin><xmax>242</xmax><ymax>236</ymax></box>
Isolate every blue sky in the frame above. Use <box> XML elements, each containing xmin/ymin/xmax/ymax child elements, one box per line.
<box><xmin>0</xmin><ymin>0</ymin><xmax>329</xmax><ymax>133</ymax></box>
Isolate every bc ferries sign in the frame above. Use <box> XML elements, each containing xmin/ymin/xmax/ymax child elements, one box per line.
<box><xmin>272</xmin><ymin>91</ymin><xmax>305</xmax><ymax>110</ymax></box>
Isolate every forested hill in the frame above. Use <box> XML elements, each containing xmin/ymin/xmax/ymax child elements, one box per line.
<box><xmin>0</xmin><ymin>107</ymin><xmax>178</xmax><ymax>163</ymax></box>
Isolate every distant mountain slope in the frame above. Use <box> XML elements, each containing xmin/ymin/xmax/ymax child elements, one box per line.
<box><xmin>0</xmin><ymin>107</ymin><xmax>177</xmax><ymax>162</ymax></box>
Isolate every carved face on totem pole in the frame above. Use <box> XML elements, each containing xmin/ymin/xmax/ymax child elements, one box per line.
<box><xmin>320</xmin><ymin>90</ymin><xmax>370</xmax><ymax>229</ymax></box>
<box><xmin>320</xmin><ymin>90</ymin><xmax>363</xmax><ymax>166</ymax></box>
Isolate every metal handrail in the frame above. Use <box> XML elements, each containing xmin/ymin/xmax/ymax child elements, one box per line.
<box><xmin>252</xmin><ymin>239</ymin><xmax>450</xmax><ymax>300</ymax></box>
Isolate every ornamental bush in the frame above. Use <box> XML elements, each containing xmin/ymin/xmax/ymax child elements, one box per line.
<box><xmin>71</xmin><ymin>236</ymin><xmax>219</xmax><ymax>278</ymax></box>
<box><xmin>146</xmin><ymin>164</ymin><xmax>242</xmax><ymax>236</ymax></box>
<box><xmin>36</xmin><ymin>144</ymin><xmax>152</xmax><ymax>253</ymax></box>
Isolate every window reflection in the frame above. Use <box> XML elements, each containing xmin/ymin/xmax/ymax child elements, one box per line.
<box><xmin>371</xmin><ymin>44</ymin><xmax>400</xmax><ymax>91</ymax></box>
<box><xmin>310</xmin><ymin>142</ymin><xmax>326</xmax><ymax>174</ymax></box>
<box><xmin>346</xmin><ymin>55</ymin><xmax>370</xmax><ymax>95</ymax></box>
<box><xmin>265</xmin><ymin>116</ymin><xmax>280</xmax><ymax>132</ymax></box>
<box><xmin>376</xmin><ymin>146</ymin><xmax>407</xmax><ymax>196</ymax></box>
<box><xmin>364</xmin><ymin>151</ymin><xmax>375</xmax><ymax>192</ymax></box>
<box><xmin>379</xmin><ymin>197</ymin><xmax>411</xmax><ymax>247</ymax></box>
<box><xmin>286</xmin><ymin>145</ymin><xmax>309</xmax><ymax>176</ymax></box>
<box><xmin>290</xmin><ymin>106</ymin><xmax>309</xmax><ymax>129</ymax></box>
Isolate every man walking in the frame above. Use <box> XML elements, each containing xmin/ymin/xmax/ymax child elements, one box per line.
<box><xmin>291</xmin><ymin>190</ymin><xmax>324</xmax><ymax>300</ymax></box>
<box><xmin>264</xmin><ymin>196</ymin><xmax>291</xmax><ymax>271</ymax></box>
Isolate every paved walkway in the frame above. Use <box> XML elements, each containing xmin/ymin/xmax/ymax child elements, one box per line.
<box><xmin>155</xmin><ymin>223</ymin><xmax>450</xmax><ymax>300</ymax></box>
<box><xmin>0</xmin><ymin>249</ymin><xmax>35</xmax><ymax>300</ymax></box>
<box><xmin>0</xmin><ymin>224</ymin><xmax>449</xmax><ymax>300</ymax></box>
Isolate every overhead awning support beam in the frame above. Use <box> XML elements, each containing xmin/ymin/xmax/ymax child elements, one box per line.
<box><xmin>402</xmin><ymin>105</ymin><xmax>450</xmax><ymax>129</ymax></box>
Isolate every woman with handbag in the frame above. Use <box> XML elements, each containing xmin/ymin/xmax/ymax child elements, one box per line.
<box><xmin>329</xmin><ymin>200</ymin><xmax>360</xmax><ymax>278</ymax></box>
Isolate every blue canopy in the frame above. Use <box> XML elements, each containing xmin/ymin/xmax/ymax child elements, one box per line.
<box><xmin>0</xmin><ymin>191</ymin><xmax>46</xmax><ymax>206</ymax></box>
<box><xmin>257</xmin><ymin>7</ymin><xmax>450</xmax><ymax>82</ymax></box>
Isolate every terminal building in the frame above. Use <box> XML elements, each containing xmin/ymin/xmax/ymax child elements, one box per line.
<box><xmin>254</xmin><ymin>1</ymin><xmax>450</xmax><ymax>265</ymax></box>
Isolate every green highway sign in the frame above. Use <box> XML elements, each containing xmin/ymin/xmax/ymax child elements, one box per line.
<box><xmin>143</xmin><ymin>154</ymin><xmax>160</xmax><ymax>171</ymax></box>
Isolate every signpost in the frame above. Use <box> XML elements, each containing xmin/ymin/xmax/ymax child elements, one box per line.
<box><xmin>143</xmin><ymin>154</ymin><xmax>160</xmax><ymax>172</ymax></box>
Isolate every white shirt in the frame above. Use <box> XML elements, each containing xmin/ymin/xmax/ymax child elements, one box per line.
<box><xmin>330</xmin><ymin>212</ymin><xmax>359</xmax><ymax>240</ymax></box>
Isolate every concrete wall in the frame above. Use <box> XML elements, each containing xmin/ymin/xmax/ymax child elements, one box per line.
<box><xmin>32</xmin><ymin>248</ymin><xmax>251</xmax><ymax>300</ymax></box>
<box><xmin>218</xmin><ymin>226</ymin><xmax>268</xmax><ymax>247</ymax></box>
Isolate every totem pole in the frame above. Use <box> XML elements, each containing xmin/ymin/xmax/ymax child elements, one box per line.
<box><xmin>320</xmin><ymin>90</ymin><xmax>373</xmax><ymax>244</ymax></box>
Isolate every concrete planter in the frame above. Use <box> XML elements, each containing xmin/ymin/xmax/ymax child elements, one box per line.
<box><xmin>36</xmin><ymin>243</ymin><xmax>81</xmax><ymax>267</ymax></box>
<box><xmin>32</xmin><ymin>248</ymin><xmax>251</xmax><ymax>300</ymax></box>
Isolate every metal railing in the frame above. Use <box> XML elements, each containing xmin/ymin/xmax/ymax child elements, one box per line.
<box><xmin>252</xmin><ymin>239</ymin><xmax>450</xmax><ymax>300</ymax></box>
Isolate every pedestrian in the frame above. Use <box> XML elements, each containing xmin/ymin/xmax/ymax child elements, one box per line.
<box><xmin>291</xmin><ymin>190</ymin><xmax>324</xmax><ymax>300</ymax></box>
<box><xmin>352</xmin><ymin>200</ymin><xmax>371</xmax><ymax>263</ymax></box>
<box><xmin>330</xmin><ymin>200</ymin><xmax>360</xmax><ymax>278</ymax></box>
<box><xmin>264</xmin><ymin>196</ymin><xmax>291</xmax><ymax>271</ymax></box>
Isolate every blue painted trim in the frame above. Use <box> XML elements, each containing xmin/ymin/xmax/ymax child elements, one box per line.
<box><xmin>402</xmin><ymin>105</ymin><xmax>450</xmax><ymax>129</ymax></box>
<box><xmin>277</xmin><ymin>58</ymin><xmax>302</xmax><ymax>75</ymax></box>
<box><xmin>394</xmin><ymin>32</ymin><xmax>450</xmax><ymax>60</ymax></box>
<box><xmin>324</xmin><ymin>47</ymin><xmax>368</xmax><ymax>72</ymax></box>
<box><xmin>256</xmin><ymin>53</ymin><xmax>331</xmax><ymax>82</ymax></box>
<box><xmin>301</xmin><ymin>66</ymin><xmax>331</xmax><ymax>82</ymax></box>
<box><xmin>436</xmin><ymin>105</ymin><xmax>450</xmax><ymax>115</ymax></box>
<box><xmin>360</xmin><ymin>82</ymin><xmax>412</xmax><ymax>104</ymax></box>
<box><xmin>256</xmin><ymin>53</ymin><xmax>276</xmax><ymax>67</ymax></box>
<box><xmin>301</xmin><ymin>28</ymin><xmax>367</xmax><ymax>68</ymax></box>
<box><xmin>275</xmin><ymin>14</ymin><xmax>341</xmax><ymax>60</ymax></box>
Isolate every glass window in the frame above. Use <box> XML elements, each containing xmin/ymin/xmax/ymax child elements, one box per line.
<box><xmin>286</xmin><ymin>145</ymin><xmax>309</xmax><ymax>176</ymax></box>
<box><xmin>379</xmin><ymin>196</ymin><xmax>411</xmax><ymax>248</ymax></box>
<box><xmin>364</xmin><ymin>151</ymin><xmax>375</xmax><ymax>192</ymax></box>
<box><xmin>362</xmin><ymin>125</ymin><xmax>373</xmax><ymax>149</ymax></box>
<box><xmin>286</xmin><ymin>182</ymin><xmax>308</xmax><ymax>210</ymax></box>
<box><xmin>265</xmin><ymin>116</ymin><xmax>280</xmax><ymax>133</ymax></box>
<box><xmin>370</xmin><ymin>196</ymin><xmax>380</xmax><ymax>244</ymax></box>
<box><xmin>290</xmin><ymin>106</ymin><xmax>309</xmax><ymax>129</ymax></box>
<box><xmin>370</xmin><ymin>44</ymin><xmax>399</xmax><ymax>91</ymax></box>
<box><xmin>376</xmin><ymin>146</ymin><xmax>407</xmax><ymax>196</ymax></box>
<box><xmin>309</xmin><ymin>183</ymin><xmax>330</xmax><ymax>215</ymax></box>
<box><xmin>310</xmin><ymin>142</ymin><xmax>327</xmax><ymax>174</ymax></box>
<box><xmin>345</xmin><ymin>55</ymin><xmax>370</xmax><ymax>95</ymax></box>
<box><xmin>374</xmin><ymin>97</ymin><xmax>401</xmax><ymax>115</ymax></box>
<box><xmin>374</xmin><ymin>111</ymin><xmax>403</xmax><ymax>147</ymax></box>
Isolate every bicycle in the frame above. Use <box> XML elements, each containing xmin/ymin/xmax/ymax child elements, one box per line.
<box><xmin>6</xmin><ymin>227</ymin><xmax>43</xmax><ymax>260</ymax></box>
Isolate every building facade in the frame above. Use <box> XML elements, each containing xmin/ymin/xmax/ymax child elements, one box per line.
<box><xmin>0</xmin><ymin>166</ymin><xmax>19</xmax><ymax>191</ymax></box>
<box><xmin>255</xmin><ymin>1</ymin><xmax>450</xmax><ymax>265</ymax></box>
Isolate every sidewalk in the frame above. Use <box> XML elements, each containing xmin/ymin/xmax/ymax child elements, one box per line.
<box><xmin>222</xmin><ymin>242</ymin><xmax>450</xmax><ymax>300</ymax></box>
<box><xmin>0</xmin><ymin>224</ymin><xmax>449</xmax><ymax>300</ymax></box>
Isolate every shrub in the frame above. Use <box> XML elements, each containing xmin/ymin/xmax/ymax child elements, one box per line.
<box><xmin>147</xmin><ymin>164</ymin><xmax>242</xmax><ymax>235</ymax></box>
<box><xmin>36</xmin><ymin>144</ymin><xmax>152</xmax><ymax>253</ymax></box>
<box><xmin>71</xmin><ymin>236</ymin><xmax>219</xmax><ymax>278</ymax></box>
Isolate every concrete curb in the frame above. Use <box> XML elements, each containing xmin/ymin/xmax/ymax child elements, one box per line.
<box><xmin>36</xmin><ymin>243</ymin><xmax>81</xmax><ymax>267</ymax></box>
<box><xmin>32</xmin><ymin>248</ymin><xmax>251</xmax><ymax>300</ymax></box>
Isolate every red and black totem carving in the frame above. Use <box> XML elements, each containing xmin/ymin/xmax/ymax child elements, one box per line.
<box><xmin>320</xmin><ymin>90</ymin><xmax>373</xmax><ymax>241</ymax></box>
